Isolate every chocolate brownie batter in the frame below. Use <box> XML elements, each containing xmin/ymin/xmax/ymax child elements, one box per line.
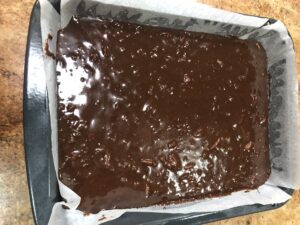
<box><xmin>56</xmin><ymin>17</ymin><xmax>270</xmax><ymax>213</ymax></box>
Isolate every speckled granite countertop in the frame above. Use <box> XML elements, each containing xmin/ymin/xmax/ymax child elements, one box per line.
<box><xmin>0</xmin><ymin>0</ymin><xmax>299</xmax><ymax>224</ymax></box>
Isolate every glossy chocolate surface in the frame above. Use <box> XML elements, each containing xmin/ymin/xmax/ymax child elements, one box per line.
<box><xmin>56</xmin><ymin>17</ymin><xmax>270</xmax><ymax>213</ymax></box>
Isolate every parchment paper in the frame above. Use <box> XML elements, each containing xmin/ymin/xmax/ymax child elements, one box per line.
<box><xmin>39</xmin><ymin>0</ymin><xmax>299</xmax><ymax>224</ymax></box>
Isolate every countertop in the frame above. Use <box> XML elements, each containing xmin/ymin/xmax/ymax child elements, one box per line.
<box><xmin>0</xmin><ymin>0</ymin><xmax>299</xmax><ymax>224</ymax></box>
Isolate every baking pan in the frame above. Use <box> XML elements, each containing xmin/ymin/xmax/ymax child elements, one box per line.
<box><xmin>23</xmin><ymin>1</ymin><xmax>293</xmax><ymax>225</ymax></box>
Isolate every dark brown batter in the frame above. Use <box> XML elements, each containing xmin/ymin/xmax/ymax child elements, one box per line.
<box><xmin>56</xmin><ymin>16</ymin><xmax>270</xmax><ymax>213</ymax></box>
